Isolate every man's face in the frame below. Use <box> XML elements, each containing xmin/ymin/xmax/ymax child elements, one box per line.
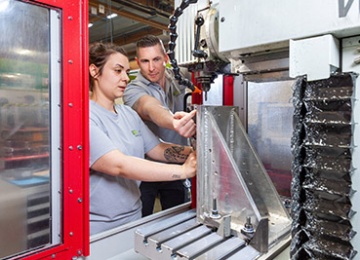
<box><xmin>136</xmin><ymin>44</ymin><xmax>168</xmax><ymax>84</ymax></box>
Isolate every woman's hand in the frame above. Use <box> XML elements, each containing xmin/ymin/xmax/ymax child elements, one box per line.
<box><xmin>182</xmin><ymin>150</ymin><xmax>197</xmax><ymax>178</ymax></box>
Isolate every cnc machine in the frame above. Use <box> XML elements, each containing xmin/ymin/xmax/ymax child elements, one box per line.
<box><xmin>85</xmin><ymin>1</ymin><xmax>360</xmax><ymax>259</ymax></box>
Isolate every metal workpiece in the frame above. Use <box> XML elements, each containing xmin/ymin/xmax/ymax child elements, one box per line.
<box><xmin>196</xmin><ymin>106</ymin><xmax>292</xmax><ymax>253</ymax></box>
<box><xmin>135</xmin><ymin>106</ymin><xmax>291</xmax><ymax>259</ymax></box>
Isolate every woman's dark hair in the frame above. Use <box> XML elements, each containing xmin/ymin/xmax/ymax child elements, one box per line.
<box><xmin>89</xmin><ymin>42</ymin><xmax>127</xmax><ymax>91</ymax></box>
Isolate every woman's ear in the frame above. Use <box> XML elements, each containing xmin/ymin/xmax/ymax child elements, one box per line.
<box><xmin>89</xmin><ymin>64</ymin><xmax>98</xmax><ymax>78</ymax></box>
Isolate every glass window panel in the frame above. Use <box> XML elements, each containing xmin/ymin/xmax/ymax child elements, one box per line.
<box><xmin>0</xmin><ymin>0</ymin><xmax>61</xmax><ymax>258</ymax></box>
<box><xmin>247</xmin><ymin>80</ymin><xmax>294</xmax><ymax>197</ymax></box>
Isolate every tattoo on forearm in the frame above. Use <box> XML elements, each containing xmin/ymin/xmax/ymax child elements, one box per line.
<box><xmin>172</xmin><ymin>174</ymin><xmax>181</xmax><ymax>179</ymax></box>
<box><xmin>164</xmin><ymin>146</ymin><xmax>187</xmax><ymax>162</ymax></box>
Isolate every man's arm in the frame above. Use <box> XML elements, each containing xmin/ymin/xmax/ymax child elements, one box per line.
<box><xmin>133</xmin><ymin>95</ymin><xmax>196</xmax><ymax>138</ymax></box>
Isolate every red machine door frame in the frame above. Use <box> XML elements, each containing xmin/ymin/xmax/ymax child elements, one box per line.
<box><xmin>13</xmin><ymin>0</ymin><xmax>90</xmax><ymax>259</ymax></box>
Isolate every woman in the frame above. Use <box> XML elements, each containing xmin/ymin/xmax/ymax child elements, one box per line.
<box><xmin>89</xmin><ymin>42</ymin><xmax>196</xmax><ymax>235</ymax></box>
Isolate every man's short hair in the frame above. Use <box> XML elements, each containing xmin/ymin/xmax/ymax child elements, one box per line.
<box><xmin>136</xmin><ymin>35</ymin><xmax>166</xmax><ymax>55</ymax></box>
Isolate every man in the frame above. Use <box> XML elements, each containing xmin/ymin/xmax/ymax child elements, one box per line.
<box><xmin>123</xmin><ymin>35</ymin><xmax>196</xmax><ymax>217</ymax></box>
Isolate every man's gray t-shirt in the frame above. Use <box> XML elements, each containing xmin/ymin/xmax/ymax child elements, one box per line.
<box><xmin>89</xmin><ymin>101</ymin><xmax>160</xmax><ymax>234</ymax></box>
<box><xmin>123</xmin><ymin>68</ymin><xmax>188</xmax><ymax>145</ymax></box>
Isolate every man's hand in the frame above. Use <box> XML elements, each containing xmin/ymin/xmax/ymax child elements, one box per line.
<box><xmin>133</xmin><ymin>95</ymin><xmax>196</xmax><ymax>137</ymax></box>
<box><xmin>173</xmin><ymin>110</ymin><xmax>196</xmax><ymax>138</ymax></box>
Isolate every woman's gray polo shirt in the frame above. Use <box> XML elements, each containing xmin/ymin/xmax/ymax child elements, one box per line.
<box><xmin>89</xmin><ymin>100</ymin><xmax>160</xmax><ymax>234</ymax></box>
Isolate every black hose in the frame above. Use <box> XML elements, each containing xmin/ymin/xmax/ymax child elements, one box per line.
<box><xmin>167</xmin><ymin>0</ymin><xmax>198</xmax><ymax>91</ymax></box>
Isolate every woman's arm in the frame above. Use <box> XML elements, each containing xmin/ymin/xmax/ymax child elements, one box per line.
<box><xmin>91</xmin><ymin>148</ymin><xmax>196</xmax><ymax>182</ymax></box>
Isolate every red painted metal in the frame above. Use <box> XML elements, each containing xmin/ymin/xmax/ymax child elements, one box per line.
<box><xmin>61</xmin><ymin>0</ymin><xmax>90</xmax><ymax>257</ymax></box>
<box><xmin>191</xmin><ymin>72</ymin><xmax>203</xmax><ymax>106</ymax></box>
<box><xmin>191</xmin><ymin>86</ymin><xmax>203</xmax><ymax>106</ymax></box>
<box><xmin>223</xmin><ymin>74</ymin><xmax>234</xmax><ymax>106</ymax></box>
<box><xmin>10</xmin><ymin>0</ymin><xmax>89</xmax><ymax>259</ymax></box>
<box><xmin>190</xmin><ymin>72</ymin><xmax>203</xmax><ymax>209</ymax></box>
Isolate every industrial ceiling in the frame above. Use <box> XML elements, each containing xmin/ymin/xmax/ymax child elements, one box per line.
<box><xmin>88</xmin><ymin>0</ymin><xmax>174</xmax><ymax>66</ymax></box>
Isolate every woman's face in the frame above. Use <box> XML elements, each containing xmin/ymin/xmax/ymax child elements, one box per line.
<box><xmin>93</xmin><ymin>52</ymin><xmax>130</xmax><ymax>100</ymax></box>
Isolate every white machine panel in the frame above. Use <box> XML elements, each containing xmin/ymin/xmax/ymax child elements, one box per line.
<box><xmin>218</xmin><ymin>0</ymin><xmax>360</xmax><ymax>55</ymax></box>
<box><xmin>289</xmin><ymin>34</ymin><xmax>340</xmax><ymax>81</ymax></box>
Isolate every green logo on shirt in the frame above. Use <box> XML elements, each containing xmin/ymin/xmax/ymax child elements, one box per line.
<box><xmin>131</xmin><ymin>130</ymin><xmax>140</xmax><ymax>136</ymax></box>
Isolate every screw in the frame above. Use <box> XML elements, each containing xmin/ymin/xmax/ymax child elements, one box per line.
<box><xmin>211</xmin><ymin>198</ymin><xmax>221</xmax><ymax>219</ymax></box>
<box><xmin>242</xmin><ymin>216</ymin><xmax>255</xmax><ymax>234</ymax></box>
